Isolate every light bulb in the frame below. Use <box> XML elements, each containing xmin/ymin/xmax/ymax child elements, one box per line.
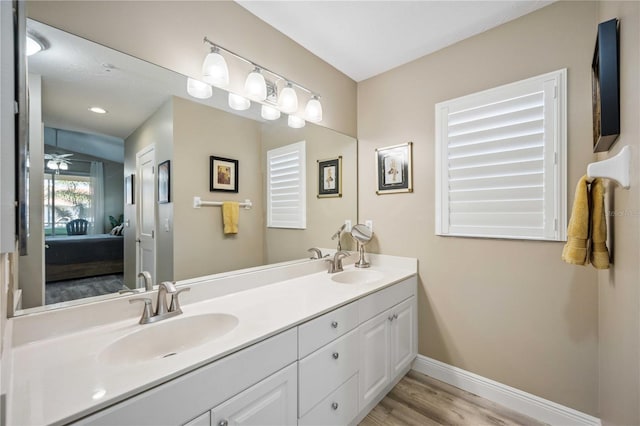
<box><xmin>89</xmin><ymin>106</ymin><xmax>108</xmax><ymax>114</ymax></box>
<box><xmin>244</xmin><ymin>68</ymin><xmax>267</xmax><ymax>101</ymax></box>
<box><xmin>279</xmin><ymin>83</ymin><xmax>298</xmax><ymax>113</ymax></box>
<box><xmin>47</xmin><ymin>160</ymin><xmax>58</xmax><ymax>170</ymax></box>
<box><xmin>59</xmin><ymin>162</ymin><xmax>68</xmax><ymax>170</ymax></box>
<box><xmin>305</xmin><ymin>96</ymin><xmax>323</xmax><ymax>123</ymax></box>
<box><xmin>228</xmin><ymin>93</ymin><xmax>250</xmax><ymax>111</ymax></box>
<box><xmin>186</xmin><ymin>78</ymin><xmax>213</xmax><ymax>99</ymax></box>
<box><xmin>261</xmin><ymin>105</ymin><xmax>281</xmax><ymax>121</ymax></box>
<box><xmin>287</xmin><ymin>115</ymin><xmax>306</xmax><ymax>129</ymax></box>
<box><xmin>202</xmin><ymin>49</ymin><xmax>229</xmax><ymax>88</ymax></box>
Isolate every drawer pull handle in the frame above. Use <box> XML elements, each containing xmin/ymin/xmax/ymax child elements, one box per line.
<box><xmin>219</xmin><ymin>421</ymin><xmax>228</xmax><ymax>426</ymax></box>
<box><xmin>331</xmin><ymin>321</ymin><xmax>339</xmax><ymax>328</ymax></box>
<box><xmin>332</xmin><ymin>352</ymin><xmax>339</xmax><ymax>359</ymax></box>
<box><xmin>332</xmin><ymin>402</ymin><xmax>339</xmax><ymax>410</ymax></box>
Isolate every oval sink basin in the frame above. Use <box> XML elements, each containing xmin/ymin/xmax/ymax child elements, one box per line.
<box><xmin>331</xmin><ymin>270</ymin><xmax>384</xmax><ymax>285</ymax></box>
<box><xmin>99</xmin><ymin>313</ymin><xmax>239</xmax><ymax>365</ymax></box>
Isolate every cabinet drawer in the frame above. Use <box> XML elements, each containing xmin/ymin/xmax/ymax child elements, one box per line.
<box><xmin>298</xmin><ymin>301</ymin><xmax>359</xmax><ymax>358</ymax></box>
<box><xmin>358</xmin><ymin>276</ymin><xmax>416</xmax><ymax>323</ymax></box>
<box><xmin>298</xmin><ymin>374</ymin><xmax>358</xmax><ymax>426</ymax></box>
<box><xmin>298</xmin><ymin>329</ymin><xmax>359</xmax><ymax>416</ymax></box>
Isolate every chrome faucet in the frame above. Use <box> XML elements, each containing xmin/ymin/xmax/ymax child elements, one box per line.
<box><xmin>307</xmin><ymin>247</ymin><xmax>324</xmax><ymax>259</ymax></box>
<box><xmin>137</xmin><ymin>271</ymin><xmax>154</xmax><ymax>291</ymax></box>
<box><xmin>325</xmin><ymin>251</ymin><xmax>350</xmax><ymax>274</ymax></box>
<box><xmin>130</xmin><ymin>281</ymin><xmax>190</xmax><ymax>325</ymax></box>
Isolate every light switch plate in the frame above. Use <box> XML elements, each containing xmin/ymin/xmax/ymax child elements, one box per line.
<box><xmin>365</xmin><ymin>220</ymin><xmax>373</xmax><ymax>232</ymax></box>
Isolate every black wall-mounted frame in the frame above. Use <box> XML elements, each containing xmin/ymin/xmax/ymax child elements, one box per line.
<box><xmin>592</xmin><ymin>18</ymin><xmax>620</xmax><ymax>153</ymax></box>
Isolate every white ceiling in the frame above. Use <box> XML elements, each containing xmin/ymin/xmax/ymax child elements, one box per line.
<box><xmin>236</xmin><ymin>0</ymin><xmax>554</xmax><ymax>82</ymax></box>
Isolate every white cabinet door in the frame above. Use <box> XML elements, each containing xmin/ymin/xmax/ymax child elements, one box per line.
<box><xmin>183</xmin><ymin>412</ymin><xmax>210</xmax><ymax>426</ymax></box>
<box><xmin>390</xmin><ymin>296</ymin><xmax>417</xmax><ymax>377</ymax></box>
<box><xmin>358</xmin><ymin>309</ymin><xmax>391</xmax><ymax>410</ymax></box>
<box><xmin>211</xmin><ymin>363</ymin><xmax>297</xmax><ymax>426</ymax></box>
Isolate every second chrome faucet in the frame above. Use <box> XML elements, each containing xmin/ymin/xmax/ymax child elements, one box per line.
<box><xmin>130</xmin><ymin>281</ymin><xmax>190</xmax><ymax>324</ymax></box>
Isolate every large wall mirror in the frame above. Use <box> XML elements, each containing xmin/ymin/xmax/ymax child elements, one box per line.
<box><xmin>15</xmin><ymin>19</ymin><xmax>357</xmax><ymax>315</ymax></box>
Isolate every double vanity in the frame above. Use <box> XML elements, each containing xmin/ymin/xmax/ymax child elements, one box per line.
<box><xmin>6</xmin><ymin>253</ymin><xmax>417</xmax><ymax>425</ymax></box>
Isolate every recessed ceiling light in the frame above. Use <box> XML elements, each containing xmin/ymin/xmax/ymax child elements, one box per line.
<box><xmin>88</xmin><ymin>107</ymin><xmax>108</xmax><ymax>114</ymax></box>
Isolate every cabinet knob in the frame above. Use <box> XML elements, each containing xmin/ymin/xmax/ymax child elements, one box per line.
<box><xmin>388</xmin><ymin>315</ymin><xmax>394</xmax><ymax>322</ymax></box>
<box><xmin>331</xmin><ymin>321</ymin><xmax>339</xmax><ymax>328</ymax></box>
<box><xmin>219</xmin><ymin>421</ymin><xmax>228</xmax><ymax>426</ymax></box>
<box><xmin>332</xmin><ymin>352</ymin><xmax>339</xmax><ymax>359</ymax></box>
<box><xmin>331</xmin><ymin>402</ymin><xmax>339</xmax><ymax>410</ymax></box>
<box><xmin>393</xmin><ymin>313</ymin><xmax>398</xmax><ymax>320</ymax></box>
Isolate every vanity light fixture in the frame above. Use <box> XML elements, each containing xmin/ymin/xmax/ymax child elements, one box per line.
<box><xmin>88</xmin><ymin>106</ymin><xmax>108</xmax><ymax>114</ymax></box>
<box><xmin>202</xmin><ymin>46</ymin><xmax>230</xmax><ymax>88</ymax></box>
<box><xmin>305</xmin><ymin>95</ymin><xmax>323</xmax><ymax>123</ymax></box>
<box><xmin>228</xmin><ymin>92</ymin><xmax>251</xmax><ymax>111</ymax></box>
<box><xmin>244</xmin><ymin>67</ymin><xmax>267</xmax><ymax>101</ymax></box>
<box><xmin>186</xmin><ymin>78</ymin><xmax>213</xmax><ymax>99</ymax></box>
<box><xmin>261</xmin><ymin>104</ymin><xmax>281</xmax><ymax>121</ymax></box>
<box><xmin>26</xmin><ymin>31</ymin><xmax>48</xmax><ymax>56</ymax></box>
<box><xmin>288</xmin><ymin>115</ymin><xmax>306</xmax><ymax>129</ymax></box>
<box><xmin>202</xmin><ymin>36</ymin><xmax>322</xmax><ymax>121</ymax></box>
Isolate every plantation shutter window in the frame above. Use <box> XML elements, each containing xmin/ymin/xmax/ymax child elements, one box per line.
<box><xmin>267</xmin><ymin>141</ymin><xmax>306</xmax><ymax>229</ymax></box>
<box><xmin>435</xmin><ymin>69</ymin><xmax>567</xmax><ymax>241</ymax></box>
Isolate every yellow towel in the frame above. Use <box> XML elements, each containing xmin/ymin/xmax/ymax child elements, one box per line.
<box><xmin>562</xmin><ymin>176</ymin><xmax>590</xmax><ymax>265</ymax></box>
<box><xmin>589</xmin><ymin>178</ymin><xmax>610</xmax><ymax>269</ymax></box>
<box><xmin>222</xmin><ymin>201</ymin><xmax>239</xmax><ymax>234</ymax></box>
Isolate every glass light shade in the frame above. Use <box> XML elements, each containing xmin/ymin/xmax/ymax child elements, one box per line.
<box><xmin>58</xmin><ymin>162</ymin><xmax>68</xmax><ymax>171</ymax></box>
<box><xmin>47</xmin><ymin>160</ymin><xmax>58</xmax><ymax>170</ymax></box>
<box><xmin>287</xmin><ymin>115</ymin><xmax>306</xmax><ymax>129</ymax></box>
<box><xmin>26</xmin><ymin>35</ymin><xmax>43</xmax><ymax>56</ymax></box>
<box><xmin>186</xmin><ymin>78</ymin><xmax>213</xmax><ymax>99</ymax></box>
<box><xmin>305</xmin><ymin>97</ymin><xmax>323</xmax><ymax>122</ymax></box>
<box><xmin>261</xmin><ymin>105</ymin><xmax>281</xmax><ymax>121</ymax></box>
<box><xmin>244</xmin><ymin>69</ymin><xmax>267</xmax><ymax>101</ymax></box>
<box><xmin>202</xmin><ymin>51</ymin><xmax>229</xmax><ymax>88</ymax></box>
<box><xmin>279</xmin><ymin>84</ymin><xmax>298</xmax><ymax>113</ymax></box>
<box><xmin>228</xmin><ymin>93</ymin><xmax>250</xmax><ymax>111</ymax></box>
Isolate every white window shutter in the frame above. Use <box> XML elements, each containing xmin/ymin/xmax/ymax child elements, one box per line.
<box><xmin>435</xmin><ymin>69</ymin><xmax>567</xmax><ymax>241</ymax></box>
<box><xmin>267</xmin><ymin>141</ymin><xmax>306</xmax><ymax>229</ymax></box>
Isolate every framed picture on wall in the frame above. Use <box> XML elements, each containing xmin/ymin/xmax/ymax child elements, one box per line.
<box><xmin>375</xmin><ymin>142</ymin><xmax>413</xmax><ymax>194</ymax></box>
<box><xmin>158</xmin><ymin>160</ymin><xmax>170</xmax><ymax>203</ymax></box>
<box><xmin>317</xmin><ymin>156</ymin><xmax>342</xmax><ymax>198</ymax></box>
<box><xmin>210</xmin><ymin>156</ymin><xmax>239</xmax><ymax>193</ymax></box>
<box><xmin>592</xmin><ymin>18</ymin><xmax>620</xmax><ymax>152</ymax></box>
<box><xmin>125</xmin><ymin>174</ymin><xmax>135</xmax><ymax>205</ymax></box>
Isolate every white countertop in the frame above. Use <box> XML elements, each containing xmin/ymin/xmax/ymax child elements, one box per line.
<box><xmin>7</xmin><ymin>254</ymin><xmax>416</xmax><ymax>425</ymax></box>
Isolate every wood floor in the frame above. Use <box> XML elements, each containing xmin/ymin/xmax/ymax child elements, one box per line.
<box><xmin>359</xmin><ymin>371</ymin><xmax>546</xmax><ymax>426</ymax></box>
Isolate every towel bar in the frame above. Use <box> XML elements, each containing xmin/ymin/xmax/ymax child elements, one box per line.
<box><xmin>587</xmin><ymin>145</ymin><xmax>630</xmax><ymax>189</ymax></box>
<box><xmin>193</xmin><ymin>197</ymin><xmax>253</xmax><ymax>209</ymax></box>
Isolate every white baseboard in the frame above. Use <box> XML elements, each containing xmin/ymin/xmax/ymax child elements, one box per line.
<box><xmin>412</xmin><ymin>355</ymin><xmax>600</xmax><ymax>426</ymax></box>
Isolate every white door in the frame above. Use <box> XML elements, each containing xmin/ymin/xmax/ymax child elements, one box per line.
<box><xmin>390</xmin><ymin>296</ymin><xmax>417</xmax><ymax>377</ymax></box>
<box><xmin>211</xmin><ymin>364</ymin><xmax>297</xmax><ymax>426</ymax></box>
<box><xmin>136</xmin><ymin>146</ymin><xmax>156</xmax><ymax>284</ymax></box>
<box><xmin>358</xmin><ymin>309</ymin><xmax>391</xmax><ymax>411</ymax></box>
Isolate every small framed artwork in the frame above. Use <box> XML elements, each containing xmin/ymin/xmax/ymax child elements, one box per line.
<box><xmin>592</xmin><ymin>18</ymin><xmax>620</xmax><ymax>152</ymax></box>
<box><xmin>158</xmin><ymin>160</ymin><xmax>170</xmax><ymax>204</ymax></box>
<box><xmin>317</xmin><ymin>156</ymin><xmax>342</xmax><ymax>198</ymax></box>
<box><xmin>210</xmin><ymin>156</ymin><xmax>239</xmax><ymax>193</ymax></box>
<box><xmin>375</xmin><ymin>142</ymin><xmax>413</xmax><ymax>194</ymax></box>
<box><xmin>125</xmin><ymin>174</ymin><xmax>135</xmax><ymax>205</ymax></box>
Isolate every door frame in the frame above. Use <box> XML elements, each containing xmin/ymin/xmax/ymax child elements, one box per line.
<box><xmin>135</xmin><ymin>144</ymin><xmax>156</xmax><ymax>286</ymax></box>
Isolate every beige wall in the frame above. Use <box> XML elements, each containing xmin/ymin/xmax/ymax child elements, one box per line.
<box><xmin>358</xmin><ymin>1</ymin><xmax>599</xmax><ymax>414</ymax></box>
<box><xmin>172</xmin><ymin>97</ymin><xmax>264</xmax><ymax>279</ymax></box>
<box><xmin>261</xmin><ymin>122</ymin><xmax>358</xmax><ymax>263</ymax></box>
<box><xmin>596</xmin><ymin>2</ymin><xmax>640</xmax><ymax>424</ymax></box>
<box><xmin>26</xmin><ymin>1</ymin><xmax>357</xmax><ymax>138</ymax></box>
<box><xmin>124</xmin><ymin>100</ymin><xmax>174</xmax><ymax>287</ymax></box>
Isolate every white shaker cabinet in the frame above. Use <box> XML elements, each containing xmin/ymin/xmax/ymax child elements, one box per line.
<box><xmin>358</xmin><ymin>296</ymin><xmax>417</xmax><ymax>412</ymax></box>
<box><xmin>210</xmin><ymin>363</ymin><xmax>297</xmax><ymax>426</ymax></box>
